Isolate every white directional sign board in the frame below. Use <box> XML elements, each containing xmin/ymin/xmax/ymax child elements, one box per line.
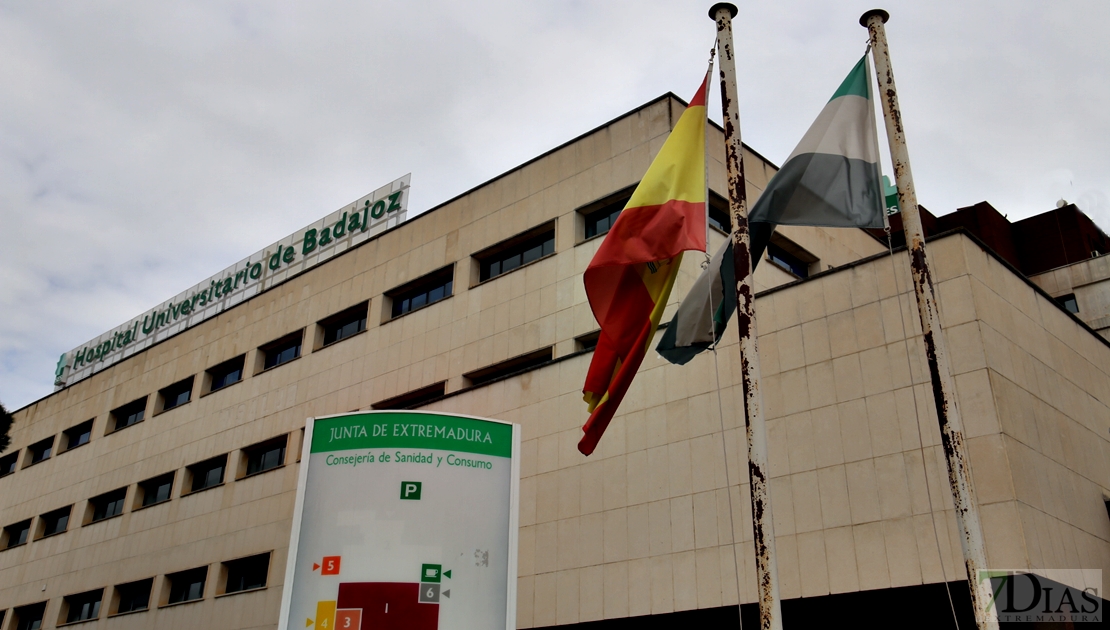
<box><xmin>278</xmin><ymin>411</ymin><xmax>520</xmax><ymax>630</ymax></box>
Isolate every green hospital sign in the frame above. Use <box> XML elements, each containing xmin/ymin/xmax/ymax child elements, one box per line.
<box><xmin>55</xmin><ymin>174</ymin><xmax>411</xmax><ymax>390</ymax></box>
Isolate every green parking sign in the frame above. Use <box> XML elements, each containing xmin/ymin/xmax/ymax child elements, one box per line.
<box><xmin>400</xmin><ymin>481</ymin><xmax>422</xmax><ymax>500</ymax></box>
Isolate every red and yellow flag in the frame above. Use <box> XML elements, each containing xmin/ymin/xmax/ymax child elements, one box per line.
<box><xmin>579</xmin><ymin>76</ymin><xmax>708</xmax><ymax>455</ymax></box>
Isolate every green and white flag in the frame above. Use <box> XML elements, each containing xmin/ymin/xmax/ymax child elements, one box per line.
<box><xmin>657</xmin><ymin>54</ymin><xmax>885</xmax><ymax>365</ymax></box>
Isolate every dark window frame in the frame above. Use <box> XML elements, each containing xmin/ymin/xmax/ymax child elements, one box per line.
<box><xmin>240</xmin><ymin>436</ymin><xmax>287</xmax><ymax>479</ymax></box>
<box><xmin>88</xmin><ymin>487</ymin><xmax>128</xmax><ymax>524</ymax></box>
<box><xmin>164</xmin><ymin>567</ymin><xmax>208</xmax><ymax>606</ymax></box>
<box><xmin>371</xmin><ymin>382</ymin><xmax>447</xmax><ymax>410</ymax></box>
<box><xmin>108</xmin><ymin>397</ymin><xmax>147</xmax><ymax>434</ymax></box>
<box><xmin>708</xmin><ymin>191</ymin><xmax>732</xmax><ymax>234</ymax></box>
<box><xmin>111</xmin><ymin>578</ymin><xmax>153</xmax><ymax>616</ymax></box>
<box><xmin>386</xmin><ymin>266</ymin><xmax>454</xmax><ymax>321</ymax></box>
<box><xmin>473</xmin><ymin>222</ymin><xmax>556</xmax><ymax>284</ymax></box>
<box><xmin>136</xmin><ymin>472</ymin><xmax>175</xmax><ymax>509</ymax></box>
<box><xmin>318</xmin><ymin>302</ymin><xmax>370</xmax><ymax>347</ymax></box>
<box><xmin>61</xmin><ymin>420</ymin><xmax>94</xmax><ymax>453</ymax></box>
<box><xmin>185</xmin><ymin>455</ymin><xmax>227</xmax><ymax>494</ymax></box>
<box><xmin>220</xmin><ymin>552</ymin><xmax>271</xmax><ymax>595</ymax></box>
<box><xmin>578</xmin><ymin>185</ymin><xmax>636</xmax><ymax>241</ymax></box>
<box><xmin>157</xmin><ymin>376</ymin><xmax>195</xmax><ymax>414</ymax></box>
<box><xmin>24</xmin><ymin>436</ymin><xmax>54</xmax><ymax>468</ymax></box>
<box><xmin>205</xmin><ymin>355</ymin><xmax>245</xmax><ymax>394</ymax></box>
<box><xmin>463</xmin><ymin>347</ymin><xmax>554</xmax><ymax>387</ymax></box>
<box><xmin>12</xmin><ymin>602</ymin><xmax>46</xmax><ymax>630</ymax></box>
<box><xmin>38</xmin><ymin>505</ymin><xmax>72</xmax><ymax>539</ymax></box>
<box><xmin>0</xmin><ymin>451</ymin><xmax>18</xmax><ymax>479</ymax></box>
<box><xmin>2</xmin><ymin>518</ymin><xmax>32</xmax><ymax>549</ymax></box>
<box><xmin>1057</xmin><ymin>293</ymin><xmax>1079</xmax><ymax>314</ymax></box>
<box><xmin>259</xmin><ymin>331</ymin><xmax>303</xmax><ymax>372</ymax></box>
<box><xmin>765</xmin><ymin>234</ymin><xmax>819</xmax><ymax>279</ymax></box>
<box><xmin>574</xmin><ymin>330</ymin><xmax>601</xmax><ymax>352</ymax></box>
<box><xmin>62</xmin><ymin>588</ymin><xmax>103</xmax><ymax>624</ymax></box>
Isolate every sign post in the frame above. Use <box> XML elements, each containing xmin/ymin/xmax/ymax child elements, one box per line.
<box><xmin>278</xmin><ymin>411</ymin><xmax>520</xmax><ymax>630</ymax></box>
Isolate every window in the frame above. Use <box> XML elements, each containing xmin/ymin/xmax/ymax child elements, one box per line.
<box><xmin>221</xmin><ymin>552</ymin><xmax>271</xmax><ymax>594</ymax></box>
<box><xmin>475</xmin><ymin>222</ymin><xmax>556</xmax><ymax>282</ymax></box>
<box><xmin>165</xmin><ymin>567</ymin><xmax>208</xmax><ymax>605</ymax></box>
<box><xmin>575</xmin><ymin>330</ymin><xmax>601</xmax><ymax>352</ymax></box>
<box><xmin>463</xmin><ymin>347</ymin><xmax>554</xmax><ymax>387</ymax></box>
<box><xmin>585</xmin><ymin>205</ymin><xmax>623</xmax><ymax>239</ymax></box>
<box><xmin>109</xmin><ymin>397</ymin><xmax>147</xmax><ymax>433</ymax></box>
<box><xmin>260</xmin><ymin>331</ymin><xmax>303</xmax><ymax>371</ymax></box>
<box><xmin>1057</xmin><ymin>293</ymin><xmax>1079</xmax><ymax>314</ymax></box>
<box><xmin>186</xmin><ymin>455</ymin><xmax>226</xmax><ymax>493</ymax></box>
<box><xmin>206</xmin><ymin>355</ymin><xmax>245</xmax><ymax>393</ymax></box>
<box><xmin>13</xmin><ymin>602</ymin><xmax>45</xmax><ymax>630</ymax></box>
<box><xmin>137</xmin><ymin>472</ymin><xmax>175</xmax><ymax>508</ymax></box>
<box><xmin>0</xmin><ymin>452</ymin><xmax>17</xmax><ymax>478</ymax></box>
<box><xmin>25</xmin><ymin>437</ymin><xmax>53</xmax><ymax>467</ymax></box>
<box><xmin>38</xmin><ymin>505</ymin><xmax>71</xmax><ymax>538</ymax></box>
<box><xmin>319</xmin><ymin>302</ymin><xmax>369</xmax><ymax>346</ymax></box>
<box><xmin>766</xmin><ymin>234</ymin><xmax>818</xmax><ymax>279</ymax></box>
<box><xmin>112</xmin><ymin>578</ymin><xmax>153</xmax><ymax>615</ymax></box>
<box><xmin>63</xmin><ymin>589</ymin><xmax>103</xmax><ymax>623</ymax></box>
<box><xmin>708</xmin><ymin>192</ymin><xmax>732</xmax><ymax>234</ymax></box>
<box><xmin>157</xmin><ymin>376</ymin><xmax>194</xmax><ymax>413</ymax></box>
<box><xmin>387</xmin><ymin>267</ymin><xmax>454</xmax><ymax>319</ymax></box>
<box><xmin>2</xmin><ymin>519</ymin><xmax>31</xmax><ymax>549</ymax></box>
<box><xmin>371</xmin><ymin>382</ymin><xmax>446</xmax><ymax>410</ymax></box>
<box><xmin>241</xmin><ymin>436</ymin><xmax>287</xmax><ymax>478</ymax></box>
<box><xmin>61</xmin><ymin>420</ymin><xmax>94</xmax><ymax>453</ymax></box>
<box><xmin>88</xmin><ymin>487</ymin><xmax>128</xmax><ymax>523</ymax></box>
<box><xmin>577</xmin><ymin>185</ymin><xmax>636</xmax><ymax>241</ymax></box>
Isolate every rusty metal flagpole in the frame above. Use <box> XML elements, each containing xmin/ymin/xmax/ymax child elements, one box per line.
<box><xmin>860</xmin><ymin>9</ymin><xmax>998</xmax><ymax>629</ymax></box>
<box><xmin>709</xmin><ymin>4</ymin><xmax>783</xmax><ymax>629</ymax></box>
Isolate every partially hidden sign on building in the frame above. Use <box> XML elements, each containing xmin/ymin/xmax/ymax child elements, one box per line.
<box><xmin>278</xmin><ymin>411</ymin><xmax>520</xmax><ymax>630</ymax></box>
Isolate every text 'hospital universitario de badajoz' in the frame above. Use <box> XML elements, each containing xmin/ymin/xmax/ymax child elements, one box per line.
<box><xmin>1</xmin><ymin>92</ymin><xmax>1109</xmax><ymax>629</ymax></box>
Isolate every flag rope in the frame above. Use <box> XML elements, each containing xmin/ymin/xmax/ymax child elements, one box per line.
<box><xmin>704</xmin><ymin>249</ymin><xmax>745</xmax><ymax>628</ymax></box>
<box><xmin>884</xmin><ymin>229</ymin><xmax>961</xmax><ymax>629</ymax></box>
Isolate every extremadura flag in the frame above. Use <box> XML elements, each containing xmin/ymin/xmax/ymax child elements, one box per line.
<box><xmin>657</xmin><ymin>54</ymin><xmax>886</xmax><ymax>366</ymax></box>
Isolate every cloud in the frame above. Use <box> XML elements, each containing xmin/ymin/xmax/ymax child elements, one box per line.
<box><xmin>1</xmin><ymin>0</ymin><xmax>1108</xmax><ymax>408</ymax></box>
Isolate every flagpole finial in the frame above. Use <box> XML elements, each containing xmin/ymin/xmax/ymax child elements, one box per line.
<box><xmin>859</xmin><ymin>9</ymin><xmax>889</xmax><ymax>26</ymax></box>
<box><xmin>708</xmin><ymin>3</ymin><xmax>737</xmax><ymax>19</ymax></box>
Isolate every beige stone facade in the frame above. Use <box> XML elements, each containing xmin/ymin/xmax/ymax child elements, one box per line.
<box><xmin>1</xmin><ymin>94</ymin><xmax>1107</xmax><ymax>629</ymax></box>
<box><xmin>1030</xmin><ymin>254</ymin><xmax>1110</xmax><ymax>340</ymax></box>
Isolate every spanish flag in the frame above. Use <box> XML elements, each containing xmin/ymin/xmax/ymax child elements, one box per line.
<box><xmin>579</xmin><ymin>76</ymin><xmax>708</xmax><ymax>455</ymax></box>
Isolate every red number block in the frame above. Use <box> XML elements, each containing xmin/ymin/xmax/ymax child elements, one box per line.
<box><xmin>336</xmin><ymin>609</ymin><xmax>361</xmax><ymax>629</ymax></box>
<box><xmin>322</xmin><ymin>556</ymin><xmax>342</xmax><ymax>575</ymax></box>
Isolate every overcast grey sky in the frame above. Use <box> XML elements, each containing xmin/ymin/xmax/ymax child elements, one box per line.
<box><xmin>2</xmin><ymin>0</ymin><xmax>1107</xmax><ymax>410</ymax></box>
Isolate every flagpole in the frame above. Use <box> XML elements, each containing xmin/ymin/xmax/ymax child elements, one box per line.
<box><xmin>860</xmin><ymin>10</ymin><xmax>998</xmax><ymax>629</ymax></box>
<box><xmin>709</xmin><ymin>4</ymin><xmax>783</xmax><ymax>629</ymax></box>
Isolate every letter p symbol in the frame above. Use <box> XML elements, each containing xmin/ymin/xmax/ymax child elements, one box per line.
<box><xmin>400</xmin><ymin>481</ymin><xmax>422</xmax><ymax>500</ymax></box>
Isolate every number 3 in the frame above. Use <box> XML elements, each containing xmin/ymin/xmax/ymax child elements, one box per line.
<box><xmin>343</xmin><ymin>618</ymin><xmax>351</xmax><ymax>628</ymax></box>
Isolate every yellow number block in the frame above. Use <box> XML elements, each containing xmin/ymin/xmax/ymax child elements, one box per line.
<box><xmin>315</xmin><ymin>601</ymin><xmax>337</xmax><ymax>629</ymax></box>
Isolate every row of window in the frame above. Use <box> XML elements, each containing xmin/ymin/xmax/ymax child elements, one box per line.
<box><xmin>0</xmin><ymin>303</ymin><xmax>356</xmax><ymax>481</ymax></box>
<box><xmin>0</xmin><ymin>551</ymin><xmax>271</xmax><ymax>629</ymax></box>
<box><xmin>1</xmin><ymin>190</ymin><xmax>764</xmax><ymax>482</ymax></box>
<box><xmin>1</xmin><ymin>433</ymin><xmax>289</xmax><ymax>553</ymax></box>
<box><xmin>0</xmin><ymin>223</ymin><xmax>559</xmax><ymax>479</ymax></box>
